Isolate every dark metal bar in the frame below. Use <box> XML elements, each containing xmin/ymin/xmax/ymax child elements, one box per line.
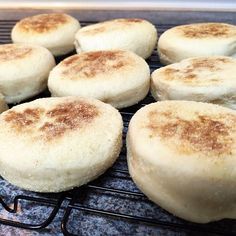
<box><xmin>0</xmin><ymin>194</ymin><xmax>65</xmax><ymax>230</ymax></box>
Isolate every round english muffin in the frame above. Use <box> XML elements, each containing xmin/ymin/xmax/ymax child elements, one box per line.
<box><xmin>158</xmin><ymin>23</ymin><xmax>236</xmax><ymax>65</ymax></box>
<box><xmin>11</xmin><ymin>13</ymin><xmax>81</xmax><ymax>56</ymax></box>
<box><xmin>151</xmin><ymin>56</ymin><xmax>236</xmax><ymax>109</ymax></box>
<box><xmin>0</xmin><ymin>43</ymin><xmax>55</xmax><ymax>104</ymax></box>
<box><xmin>127</xmin><ymin>100</ymin><xmax>236</xmax><ymax>223</ymax></box>
<box><xmin>48</xmin><ymin>50</ymin><xmax>150</xmax><ymax>109</ymax></box>
<box><xmin>74</xmin><ymin>18</ymin><xmax>157</xmax><ymax>59</ymax></box>
<box><xmin>0</xmin><ymin>96</ymin><xmax>123</xmax><ymax>192</ymax></box>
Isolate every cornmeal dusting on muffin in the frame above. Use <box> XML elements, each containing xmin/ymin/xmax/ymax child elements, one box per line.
<box><xmin>60</xmin><ymin>51</ymin><xmax>128</xmax><ymax>79</ymax></box>
<box><xmin>18</xmin><ymin>14</ymin><xmax>69</xmax><ymax>33</ymax></box>
<box><xmin>0</xmin><ymin>44</ymin><xmax>32</xmax><ymax>62</ymax></box>
<box><xmin>146</xmin><ymin>109</ymin><xmax>236</xmax><ymax>156</ymax></box>
<box><xmin>179</xmin><ymin>23</ymin><xmax>236</xmax><ymax>38</ymax></box>
<box><xmin>4</xmin><ymin>101</ymin><xmax>99</xmax><ymax>140</ymax></box>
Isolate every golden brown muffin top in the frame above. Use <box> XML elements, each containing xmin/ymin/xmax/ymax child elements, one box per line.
<box><xmin>156</xmin><ymin>56</ymin><xmax>235</xmax><ymax>86</ymax></box>
<box><xmin>16</xmin><ymin>13</ymin><xmax>70</xmax><ymax>33</ymax></box>
<box><xmin>4</xmin><ymin>100</ymin><xmax>99</xmax><ymax>141</ymax></box>
<box><xmin>79</xmin><ymin>18</ymin><xmax>145</xmax><ymax>35</ymax></box>
<box><xmin>177</xmin><ymin>23</ymin><xmax>236</xmax><ymax>38</ymax></box>
<box><xmin>144</xmin><ymin>104</ymin><xmax>236</xmax><ymax>157</ymax></box>
<box><xmin>58</xmin><ymin>50</ymin><xmax>132</xmax><ymax>79</ymax></box>
<box><xmin>0</xmin><ymin>44</ymin><xmax>32</xmax><ymax>62</ymax></box>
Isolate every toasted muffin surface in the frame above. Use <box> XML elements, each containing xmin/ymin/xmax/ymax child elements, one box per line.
<box><xmin>144</xmin><ymin>102</ymin><xmax>235</xmax><ymax>157</ymax></box>
<box><xmin>131</xmin><ymin>101</ymin><xmax>236</xmax><ymax>158</ymax></box>
<box><xmin>4</xmin><ymin>100</ymin><xmax>99</xmax><ymax>141</ymax></box>
<box><xmin>58</xmin><ymin>50</ymin><xmax>132</xmax><ymax>80</ymax></box>
<box><xmin>152</xmin><ymin>56</ymin><xmax>236</xmax><ymax>86</ymax></box>
<box><xmin>16</xmin><ymin>13</ymin><xmax>70</xmax><ymax>33</ymax></box>
<box><xmin>79</xmin><ymin>18</ymin><xmax>147</xmax><ymax>35</ymax></box>
<box><xmin>0</xmin><ymin>44</ymin><xmax>33</xmax><ymax>62</ymax></box>
<box><xmin>176</xmin><ymin>23</ymin><xmax>236</xmax><ymax>38</ymax></box>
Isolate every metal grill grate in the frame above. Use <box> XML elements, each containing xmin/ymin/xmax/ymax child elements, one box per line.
<box><xmin>0</xmin><ymin>19</ymin><xmax>236</xmax><ymax>235</ymax></box>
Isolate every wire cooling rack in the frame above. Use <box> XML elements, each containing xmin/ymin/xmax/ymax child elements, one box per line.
<box><xmin>0</xmin><ymin>19</ymin><xmax>236</xmax><ymax>236</ymax></box>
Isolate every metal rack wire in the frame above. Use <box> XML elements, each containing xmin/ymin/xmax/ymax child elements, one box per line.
<box><xmin>0</xmin><ymin>19</ymin><xmax>236</xmax><ymax>235</ymax></box>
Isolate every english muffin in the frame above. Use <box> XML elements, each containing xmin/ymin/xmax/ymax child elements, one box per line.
<box><xmin>11</xmin><ymin>13</ymin><xmax>81</xmax><ymax>56</ymax></box>
<box><xmin>127</xmin><ymin>101</ymin><xmax>236</xmax><ymax>223</ymax></box>
<box><xmin>74</xmin><ymin>18</ymin><xmax>157</xmax><ymax>59</ymax></box>
<box><xmin>48</xmin><ymin>50</ymin><xmax>150</xmax><ymax>109</ymax></box>
<box><xmin>158</xmin><ymin>23</ymin><xmax>236</xmax><ymax>65</ymax></box>
<box><xmin>151</xmin><ymin>56</ymin><xmax>236</xmax><ymax>109</ymax></box>
<box><xmin>0</xmin><ymin>96</ymin><xmax>123</xmax><ymax>192</ymax></box>
<box><xmin>0</xmin><ymin>43</ymin><xmax>55</xmax><ymax>103</ymax></box>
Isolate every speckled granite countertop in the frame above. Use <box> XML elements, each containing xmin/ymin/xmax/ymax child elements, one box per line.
<box><xmin>0</xmin><ymin>9</ymin><xmax>236</xmax><ymax>236</ymax></box>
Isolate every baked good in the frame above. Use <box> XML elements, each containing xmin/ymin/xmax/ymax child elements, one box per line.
<box><xmin>151</xmin><ymin>56</ymin><xmax>236</xmax><ymax>109</ymax></box>
<box><xmin>0</xmin><ymin>96</ymin><xmax>123</xmax><ymax>192</ymax></box>
<box><xmin>74</xmin><ymin>18</ymin><xmax>157</xmax><ymax>59</ymax></box>
<box><xmin>0</xmin><ymin>43</ymin><xmax>55</xmax><ymax>103</ymax></box>
<box><xmin>48</xmin><ymin>50</ymin><xmax>150</xmax><ymax>109</ymax></box>
<box><xmin>158</xmin><ymin>23</ymin><xmax>236</xmax><ymax>65</ymax></box>
<box><xmin>11</xmin><ymin>13</ymin><xmax>81</xmax><ymax>56</ymax></box>
<box><xmin>127</xmin><ymin>100</ymin><xmax>236</xmax><ymax>223</ymax></box>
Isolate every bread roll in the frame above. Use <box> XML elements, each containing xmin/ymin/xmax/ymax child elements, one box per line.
<box><xmin>48</xmin><ymin>50</ymin><xmax>150</xmax><ymax>109</ymax></box>
<box><xmin>75</xmin><ymin>18</ymin><xmax>157</xmax><ymax>59</ymax></box>
<box><xmin>12</xmin><ymin>13</ymin><xmax>81</xmax><ymax>56</ymax></box>
<box><xmin>127</xmin><ymin>100</ymin><xmax>236</xmax><ymax>223</ymax></box>
<box><xmin>0</xmin><ymin>43</ymin><xmax>55</xmax><ymax>103</ymax></box>
<box><xmin>151</xmin><ymin>56</ymin><xmax>236</xmax><ymax>109</ymax></box>
<box><xmin>158</xmin><ymin>23</ymin><xmax>236</xmax><ymax>65</ymax></box>
<box><xmin>0</xmin><ymin>96</ymin><xmax>123</xmax><ymax>192</ymax></box>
